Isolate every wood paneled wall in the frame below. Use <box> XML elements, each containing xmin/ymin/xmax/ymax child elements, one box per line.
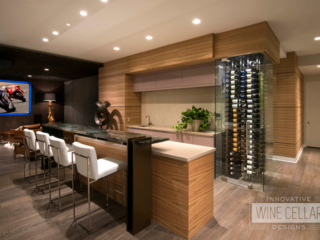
<box><xmin>274</xmin><ymin>52</ymin><xmax>304</xmax><ymax>158</ymax></box>
<box><xmin>215</xmin><ymin>22</ymin><xmax>280</xmax><ymax>64</ymax></box>
<box><xmin>98</xmin><ymin>21</ymin><xmax>280</xmax><ymax>131</ymax></box>
<box><xmin>152</xmin><ymin>153</ymin><xmax>214</xmax><ymax>239</ymax></box>
<box><xmin>100</xmin><ymin>34</ymin><xmax>215</xmax><ymax>77</ymax></box>
<box><xmin>99</xmin><ymin>74</ymin><xmax>141</xmax><ymax>131</ymax></box>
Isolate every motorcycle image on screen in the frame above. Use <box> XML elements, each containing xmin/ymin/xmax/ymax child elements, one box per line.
<box><xmin>3</xmin><ymin>85</ymin><xmax>26</xmax><ymax>102</ymax></box>
<box><xmin>0</xmin><ymin>89</ymin><xmax>16</xmax><ymax>112</ymax></box>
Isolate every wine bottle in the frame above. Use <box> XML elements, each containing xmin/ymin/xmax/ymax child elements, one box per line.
<box><xmin>247</xmin><ymin>114</ymin><xmax>259</xmax><ymax>119</ymax></box>
<box><xmin>247</xmin><ymin>94</ymin><xmax>259</xmax><ymax>99</ymax></box>
<box><xmin>232</xmin><ymin>99</ymin><xmax>241</xmax><ymax>103</ymax></box>
<box><xmin>246</xmin><ymin>73</ymin><xmax>260</xmax><ymax>79</ymax></box>
<box><xmin>247</xmin><ymin>99</ymin><xmax>259</xmax><ymax>104</ymax></box>
<box><xmin>247</xmin><ymin>84</ymin><xmax>259</xmax><ymax>89</ymax></box>
<box><xmin>248</xmin><ymin>104</ymin><xmax>260</xmax><ymax>108</ymax></box>
<box><xmin>246</xmin><ymin>89</ymin><xmax>259</xmax><ymax>93</ymax></box>
<box><xmin>247</xmin><ymin>109</ymin><xmax>260</xmax><ymax>114</ymax></box>
<box><xmin>247</xmin><ymin>79</ymin><xmax>259</xmax><ymax>84</ymax></box>
<box><xmin>231</xmin><ymin>69</ymin><xmax>240</xmax><ymax>75</ymax></box>
<box><xmin>231</xmin><ymin>75</ymin><xmax>240</xmax><ymax>80</ymax></box>
<box><xmin>246</xmin><ymin>170</ymin><xmax>257</xmax><ymax>175</ymax></box>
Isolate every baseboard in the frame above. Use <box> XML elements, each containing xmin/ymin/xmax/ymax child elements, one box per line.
<box><xmin>272</xmin><ymin>144</ymin><xmax>305</xmax><ymax>163</ymax></box>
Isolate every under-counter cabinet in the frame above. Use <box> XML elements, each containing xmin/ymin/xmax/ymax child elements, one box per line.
<box><xmin>127</xmin><ymin>127</ymin><xmax>214</xmax><ymax>147</ymax></box>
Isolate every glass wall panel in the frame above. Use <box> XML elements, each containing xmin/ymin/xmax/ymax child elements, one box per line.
<box><xmin>215</xmin><ymin>53</ymin><xmax>276</xmax><ymax>191</ymax></box>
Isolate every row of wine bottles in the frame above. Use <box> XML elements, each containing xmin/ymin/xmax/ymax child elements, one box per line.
<box><xmin>224</xmin><ymin>54</ymin><xmax>264</xmax><ymax>179</ymax></box>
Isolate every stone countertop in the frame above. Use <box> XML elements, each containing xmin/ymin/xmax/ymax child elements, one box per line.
<box><xmin>127</xmin><ymin>125</ymin><xmax>215</xmax><ymax>137</ymax></box>
<box><xmin>152</xmin><ymin>141</ymin><xmax>215</xmax><ymax>162</ymax></box>
<box><xmin>42</xmin><ymin>123</ymin><xmax>169</xmax><ymax>145</ymax></box>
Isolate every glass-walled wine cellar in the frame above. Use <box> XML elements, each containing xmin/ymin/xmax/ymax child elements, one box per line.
<box><xmin>215</xmin><ymin>53</ymin><xmax>276</xmax><ymax>191</ymax></box>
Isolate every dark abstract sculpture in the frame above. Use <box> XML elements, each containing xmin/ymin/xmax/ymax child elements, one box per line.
<box><xmin>94</xmin><ymin>101</ymin><xmax>111</xmax><ymax>127</ymax></box>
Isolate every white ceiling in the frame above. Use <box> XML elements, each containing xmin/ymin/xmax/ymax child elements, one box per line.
<box><xmin>1</xmin><ymin>0</ymin><xmax>320</xmax><ymax>75</ymax></box>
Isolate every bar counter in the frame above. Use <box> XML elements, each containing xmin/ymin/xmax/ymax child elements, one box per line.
<box><xmin>42</xmin><ymin>123</ymin><xmax>214</xmax><ymax>239</ymax></box>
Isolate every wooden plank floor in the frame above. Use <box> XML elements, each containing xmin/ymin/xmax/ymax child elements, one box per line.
<box><xmin>0</xmin><ymin>144</ymin><xmax>320</xmax><ymax>240</ymax></box>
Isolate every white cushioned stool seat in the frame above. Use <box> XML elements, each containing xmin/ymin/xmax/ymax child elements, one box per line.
<box><xmin>72</xmin><ymin>142</ymin><xmax>127</xmax><ymax>181</ymax></box>
<box><xmin>97</xmin><ymin>157</ymin><xmax>127</xmax><ymax>179</ymax></box>
<box><xmin>24</xmin><ymin>129</ymin><xmax>39</xmax><ymax>151</ymax></box>
<box><xmin>49</xmin><ymin>136</ymin><xmax>73</xmax><ymax>167</ymax></box>
<box><xmin>36</xmin><ymin>131</ymin><xmax>53</xmax><ymax>157</ymax></box>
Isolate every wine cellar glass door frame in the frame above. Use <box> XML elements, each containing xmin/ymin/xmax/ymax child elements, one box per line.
<box><xmin>214</xmin><ymin>52</ymin><xmax>274</xmax><ymax>192</ymax></box>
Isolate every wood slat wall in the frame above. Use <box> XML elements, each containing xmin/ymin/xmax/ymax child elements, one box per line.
<box><xmin>98</xmin><ymin>22</ymin><xmax>280</xmax><ymax>131</ymax></box>
<box><xmin>99</xmin><ymin>34</ymin><xmax>215</xmax><ymax>77</ymax></box>
<box><xmin>274</xmin><ymin>52</ymin><xmax>304</xmax><ymax>158</ymax></box>
<box><xmin>215</xmin><ymin>22</ymin><xmax>280</xmax><ymax>64</ymax></box>
<box><xmin>152</xmin><ymin>153</ymin><xmax>214</xmax><ymax>239</ymax></box>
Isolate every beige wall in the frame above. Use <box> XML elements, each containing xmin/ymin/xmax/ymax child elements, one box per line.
<box><xmin>141</xmin><ymin>87</ymin><xmax>215</xmax><ymax>130</ymax></box>
<box><xmin>304</xmin><ymin>74</ymin><xmax>320</xmax><ymax>145</ymax></box>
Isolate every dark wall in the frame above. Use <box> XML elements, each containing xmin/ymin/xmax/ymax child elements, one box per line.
<box><xmin>0</xmin><ymin>76</ymin><xmax>64</xmax><ymax>132</ymax></box>
<box><xmin>64</xmin><ymin>76</ymin><xmax>98</xmax><ymax>127</ymax></box>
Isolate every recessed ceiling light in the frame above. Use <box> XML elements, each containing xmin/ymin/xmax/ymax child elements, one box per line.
<box><xmin>52</xmin><ymin>31</ymin><xmax>59</xmax><ymax>35</ymax></box>
<box><xmin>66</xmin><ymin>23</ymin><xmax>71</xmax><ymax>26</ymax></box>
<box><xmin>114</xmin><ymin>47</ymin><xmax>120</xmax><ymax>51</ymax></box>
<box><xmin>28</xmin><ymin>75</ymin><xmax>32</xmax><ymax>77</ymax></box>
<box><xmin>315</xmin><ymin>37</ymin><xmax>320</xmax><ymax>41</ymax></box>
<box><xmin>193</xmin><ymin>18</ymin><xmax>201</xmax><ymax>24</ymax></box>
<box><xmin>44</xmin><ymin>68</ymin><xmax>49</xmax><ymax>71</ymax></box>
<box><xmin>80</xmin><ymin>11</ymin><xmax>87</xmax><ymax>17</ymax></box>
<box><xmin>146</xmin><ymin>36</ymin><xmax>153</xmax><ymax>40</ymax></box>
<box><xmin>43</xmin><ymin>38</ymin><xmax>49</xmax><ymax>42</ymax></box>
<box><xmin>317</xmin><ymin>65</ymin><xmax>320</xmax><ymax>68</ymax></box>
<box><xmin>101</xmin><ymin>0</ymin><xmax>108</xmax><ymax>2</ymax></box>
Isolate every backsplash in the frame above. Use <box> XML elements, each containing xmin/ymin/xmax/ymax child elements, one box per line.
<box><xmin>141</xmin><ymin>87</ymin><xmax>215</xmax><ymax>130</ymax></box>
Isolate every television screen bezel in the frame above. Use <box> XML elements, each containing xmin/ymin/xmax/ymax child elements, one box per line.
<box><xmin>0</xmin><ymin>79</ymin><xmax>32</xmax><ymax>116</ymax></box>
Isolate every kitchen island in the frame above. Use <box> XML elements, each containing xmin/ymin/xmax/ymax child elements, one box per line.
<box><xmin>42</xmin><ymin>123</ymin><xmax>215</xmax><ymax>239</ymax></box>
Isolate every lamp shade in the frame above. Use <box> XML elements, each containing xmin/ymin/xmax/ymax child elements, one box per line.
<box><xmin>43</xmin><ymin>93</ymin><xmax>56</xmax><ymax>101</ymax></box>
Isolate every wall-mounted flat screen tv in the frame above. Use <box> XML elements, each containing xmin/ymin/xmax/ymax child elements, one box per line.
<box><xmin>0</xmin><ymin>80</ymin><xmax>31</xmax><ymax>116</ymax></box>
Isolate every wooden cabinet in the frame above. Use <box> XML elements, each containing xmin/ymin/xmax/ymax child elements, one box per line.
<box><xmin>193</xmin><ymin>135</ymin><xmax>214</xmax><ymax>147</ymax></box>
<box><xmin>133</xmin><ymin>63</ymin><xmax>215</xmax><ymax>92</ymax></box>
<box><xmin>155</xmin><ymin>70</ymin><xmax>183</xmax><ymax>89</ymax></box>
<box><xmin>127</xmin><ymin>128</ymin><xmax>214</xmax><ymax>147</ymax></box>
<box><xmin>182</xmin><ymin>65</ymin><xmax>215</xmax><ymax>87</ymax></box>
<box><xmin>133</xmin><ymin>74</ymin><xmax>156</xmax><ymax>92</ymax></box>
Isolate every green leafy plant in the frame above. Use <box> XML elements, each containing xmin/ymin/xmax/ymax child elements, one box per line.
<box><xmin>172</xmin><ymin>106</ymin><xmax>215</xmax><ymax>132</ymax></box>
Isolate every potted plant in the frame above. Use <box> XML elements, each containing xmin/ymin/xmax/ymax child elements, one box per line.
<box><xmin>173</xmin><ymin>106</ymin><xmax>215</xmax><ymax>132</ymax></box>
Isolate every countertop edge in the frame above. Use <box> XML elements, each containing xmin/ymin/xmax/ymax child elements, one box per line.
<box><xmin>152</xmin><ymin>148</ymin><xmax>215</xmax><ymax>162</ymax></box>
<box><xmin>127</xmin><ymin>125</ymin><xmax>215</xmax><ymax>137</ymax></box>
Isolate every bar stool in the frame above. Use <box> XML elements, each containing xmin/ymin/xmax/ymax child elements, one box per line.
<box><xmin>24</xmin><ymin>129</ymin><xmax>41</xmax><ymax>182</ymax></box>
<box><xmin>49</xmin><ymin>136</ymin><xmax>75</xmax><ymax>211</ymax></box>
<box><xmin>36</xmin><ymin>131</ymin><xmax>55</xmax><ymax>194</ymax></box>
<box><xmin>72</xmin><ymin>142</ymin><xmax>127</xmax><ymax>234</ymax></box>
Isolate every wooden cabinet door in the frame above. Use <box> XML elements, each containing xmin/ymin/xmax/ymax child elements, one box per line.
<box><xmin>193</xmin><ymin>136</ymin><xmax>214</xmax><ymax>147</ymax></box>
<box><xmin>133</xmin><ymin>74</ymin><xmax>156</xmax><ymax>92</ymax></box>
<box><xmin>180</xmin><ymin>134</ymin><xmax>193</xmax><ymax>144</ymax></box>
<box><xmin>183</xmin><ymin>64</ymin><xmax>215</xmax><ymax>87</ymax></box>
<box><xmin>155</xmin><ymin>70</ymin><xmax>183</xmax><ymax>89</ymax></box>
<box><xmin>127</xmin><ymin>128</ymin><xmax>150</xmax><ymax>135</ymax></box>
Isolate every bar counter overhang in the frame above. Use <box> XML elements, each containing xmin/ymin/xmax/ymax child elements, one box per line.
<box><xmin>42</xmin><ymin>123</ymin><xmax>215</xmax><ymax>239</ymax></box>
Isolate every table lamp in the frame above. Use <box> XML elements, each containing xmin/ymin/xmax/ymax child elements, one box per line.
<box><xmin>43</xmin><ymin>93</ymin><xmax>56</xmax><ymax>123</ymax></box>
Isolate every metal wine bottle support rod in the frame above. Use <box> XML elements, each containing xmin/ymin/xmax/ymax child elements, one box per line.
<box><xmin>246</xmin><ymin>120</ymin><xmax>249</xmax><ymax>155</ymax></box>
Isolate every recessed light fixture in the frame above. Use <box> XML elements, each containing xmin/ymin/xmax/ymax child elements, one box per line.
<box><xmin>146</xmin><ymin>36</ymin><xmax>153</xmax><ymax>40</ymax></box>
<box><xmin>28</xmin><ymin>75</ymin><xmax>32</xmax><ymax>77</ymax></box>
<box><xmin>44</xmin><ymin>68</ymin><xmax>49</xmax><ymax>71</ymax></box>
<box><xmin>315</xmin><ymin>37</ymin><xmax>320</xmax><ymax>41</ymax></box>
<box><xmin>193</xmin><ymin>18</ymin><xmax>201</xmax><ymax>24</ymax></box>
<box><xmin>52</xmin><ymin>31</ymin><xmax>59</xmax><ymax>35</ymax></box>
<box><xmin>101</xmin><ymin>0</ymin><xmax>108</xmax><ymax>2</ymax></box>
<box><xmin>317</xmin><ymin>65</ymin><xmax>320</xmax><ymax>68</ymax></box>
<box><xmin>80</xmin><ymin>11</ymin><xmax>87</xmax><ymax>17</ymax></box>
<box><xmin>43</xmin><ymin>38</ymin><xmax>49</xmax><ymax>42</ymax></box>
<box><xmin>114</xmin><ymin>47</ymin><xmax>120</xmax><ymax>51</ymax></box>
<box><xmin>66</xmin><ymin>23</ymin><xmax>71</xmax><ymax>26</ymax></box>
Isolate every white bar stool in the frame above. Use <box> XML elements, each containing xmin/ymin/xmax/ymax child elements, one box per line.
<box><xmin>49</xmin><ymin>136</ymin><xmax>75</xmax><ymax>211</ymax></box>
<box><xmin>72</xmin><ymin>142</ymin><xmax>127</xmax><ymax>234</ymax></box>
<box><xmin>24</xmin><ymin>129</ymin><xmax>41</xmax><ymax>183</ymax></box>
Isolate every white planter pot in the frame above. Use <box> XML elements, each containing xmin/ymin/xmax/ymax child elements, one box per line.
<box><xmin>191</xmin><ymin>119</ymin><xmax>204</xmax><ymax>132</ymax></box>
